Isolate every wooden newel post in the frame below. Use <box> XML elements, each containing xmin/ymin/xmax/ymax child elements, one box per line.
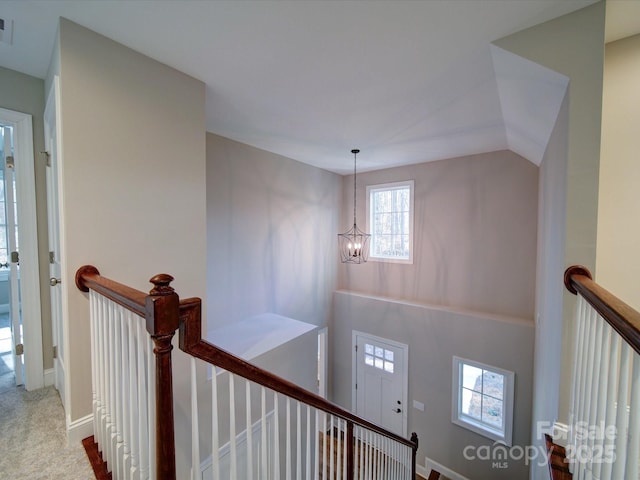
<box><xmin>410</xmin><ymin>432</ymin><xmax>419</xmax><ymax>479</ymax></box>
<box><xmin>146</xmin><ymin>274</ymin><xmax>180</xmax><ymax>480</ymax></box>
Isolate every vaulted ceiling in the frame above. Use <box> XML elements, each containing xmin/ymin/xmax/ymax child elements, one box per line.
<box><xmin>1</xmin><ymin>0</ymin><xmax>636</xmax><ymax>174</ymax></box>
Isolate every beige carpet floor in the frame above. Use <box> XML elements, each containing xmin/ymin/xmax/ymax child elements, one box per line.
<box><xmin>0</xmin><ymin>384</ymin><xmax>96</xmax><ymax>479</ymax></box>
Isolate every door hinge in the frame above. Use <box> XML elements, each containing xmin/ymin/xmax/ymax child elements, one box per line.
<box><xmin>53</xmin><ymin>345</ymin><xmax>58</xmax><ymax>359</ymax></box>
<box><xmin>42</xmin><ymin>151</ymin><xmax>51</xmax><ymax>167</ymax></box>
<box><xmin>5</xmin><ymin>155</ymin><xmax>14</xmax><ymax>169</ymax></box>
<box><xmin>355</xmin><ymin>345</ymin><xmax>358</xmax><ymax>352</ymax></box>
<box><xmin>49</xmin><ymin>251</ymin><xmax>55</xmax><ymax>264</ymax></box>
<box><xmin>10</xmin><ymin>251</ymin><xmax>18</xmax><ymax>264</ymax></box>
<box><xmin>355</xmin><ymin>383</ymin><xmax>358</xmax><ymax>390</ymax></box>
<box><xmin>15</xmin><ymin>343</ymin><xmax>23</xmax><ymax>356</ymax></box>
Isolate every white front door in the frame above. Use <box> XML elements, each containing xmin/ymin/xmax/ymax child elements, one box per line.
<box><xmin>353</xmin><ymin>331</ymin><xmax>408</xmax><ymax>436</ymax></box>
<box><xmin>44</xmin><ymin>77</ymin><xmax>66</xmax><ymax>408</ymax></box>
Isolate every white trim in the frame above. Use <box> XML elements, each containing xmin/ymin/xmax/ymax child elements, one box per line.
<box><xmin>366</xmin><ymin>179</ymin><xmax>414</xmax><ymax>264</ymax></box>
<box><xmin>45</xmin><ymin>76</ymin><xmax>70</xmax><ymax>414</ymax></box>
<box><xmin>451</xmin><ymin>356</ymin><xmax>515</xmax><ymax>446</ymax></box>
<box><xmin>44</xmin><ymin>367</ymin><xmax>55</xmax><ymax>386</ymax></box>
<box><xmin>0</xmin><ymin>107</ymin><xmax>44</xmax><ymax>391</ymax></box>
<box><xmin>67</xmin><ymin>413</ymin><xmax>94</xmax><ymax>445</ymax></box>
<box><xmin>425</xmin><ymin>456</ymin><xmax>470</xmax><ymax>480</ymax></box>
<box><xmin>352</xmin><ymin>330</ymin><xmax>409</xmax><ymax>437</ymax></box>
<box><xmin>552</xmin><ymin>421</ymin><xmax>570</xmax><ymax>449</ymax></box>
<box><xmin>317</xmin><ymin>326</ymin><xmax>328</xmax><ymax>398</ymax></box>
<box><xmin>416</xmin><ymin>463</ymin><xmax>428</xmax><ymax>479</ymax></box>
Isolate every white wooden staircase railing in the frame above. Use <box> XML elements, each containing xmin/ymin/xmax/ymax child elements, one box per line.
<box><xmin>564</xmin><ymin>265</ymin><xmax>640</xmax><ymax>480</ymax></box>
<box><xmin>76</xmin><ymin>265</ymin><xmax>419</xmax><ymax>480</ymax></box>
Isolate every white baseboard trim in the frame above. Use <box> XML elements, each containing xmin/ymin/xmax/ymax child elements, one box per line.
<box><xmin>44</xmin><ymin>368</ymin><xmax>54</xmax><ymax>387</ymax></box>
<box><xmin>416</xmin><ymin>463</ymin><xmax>428</xmax><ymax>478</ymax></box>
<box><xmin>425</xmin><ymin>456</ymin><xmax>470</xmax><ymax>480</ymax></box>
<box><xmin>67</xmin><ymin>413</ymin><xmax>94</xmax><ymax>445</ymax></box>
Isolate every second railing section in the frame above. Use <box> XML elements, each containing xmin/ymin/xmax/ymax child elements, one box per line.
<box><xmin>77</xmin><ymin>265</ymin><xmax>418</xmax><ymax>480</ymax></box>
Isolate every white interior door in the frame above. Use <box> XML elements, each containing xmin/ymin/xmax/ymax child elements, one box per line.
<box><xmin>353</xmin><ymin>331</ymin><xmax>408</xmax><ymax>436</ymax></box>
<box><xmin>44</xmin><ymin>77</ymin><xmax>66</xmax><ymax>408</ymax></box>
<box><xmin>1</xmin><ymin>126</ymin><xmax>22</xmax><ymax>386</ymax></box>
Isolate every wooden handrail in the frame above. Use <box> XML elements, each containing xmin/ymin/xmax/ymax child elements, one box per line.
<box><xmin>180</xmin><ymin>303</ymin><xmax>418</xmax><ymax>480</ymax></box>
<box><xmin>178</xmin><ymin>303</ymin><xmax>418</xmax><ymax>450</ymax></box>
<box><xmin>564</xmin><ymin>265</ymin><xmax>640</xmax><ymax>356</ymax></box>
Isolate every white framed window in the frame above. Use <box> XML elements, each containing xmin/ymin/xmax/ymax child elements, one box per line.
<box><xmin>367</xmin><ymin>180</ymin><xmax>414</xmax><ymax>263</ymax></box>
<box><xmin>452</xmin><ymin>356</ymin><xmax>514</xmax><ymax>445</ymax></box>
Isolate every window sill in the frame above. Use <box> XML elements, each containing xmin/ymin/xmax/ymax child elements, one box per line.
<box><xmin>369</xmin><ymin>256</ymin><xmax>413</xmax><ymax>265</ymax></box>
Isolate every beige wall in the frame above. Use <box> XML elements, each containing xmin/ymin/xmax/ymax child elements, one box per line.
<box><xmin>49</xmin><ymin>20</ymin><xmax>207</xmax><ymax>474</ymax></box>
<box><xmin>597</xmin><ymin>34</ymin><xmax>640</xmax><ymax>311</ymax></box>
<box><xmin>0</xmin><ymin>66</ymin><xmax>53</xmax><ymax>371</ymax></box>
<box><xmin>338</xmin><ymin>150</ymin><xmax>539</xmax><ymax>320</ymax></box>
<box><xmin>334</xmin><ymin>150</ymin><xmax>538</xmax><ymax>478</ymax></box>
<box><xmin>332</xmin><ymin>291</ymin><xmax>534</xmax><ymax>479</ymax></box>
<box><xmin>206</xmin><ymin>133</ymin><xmax>341</xmax><ymax>330</ymax></box>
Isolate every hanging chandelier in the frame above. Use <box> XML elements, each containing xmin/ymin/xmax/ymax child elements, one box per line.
<box><xmin>338</xmin><ymin>149</ymin><xmax>370</xmax><ymax>264</ymax></box>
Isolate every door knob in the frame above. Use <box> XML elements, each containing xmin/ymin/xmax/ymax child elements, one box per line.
<box><xmin>50</xmin><ymin>277</ymin><xmax>61</xmax><ymax>286</ymax></box>
<box><xmin>394</xmin><ymin>408</ymin><xmax>402</xmax><ymax>413</ymax></box>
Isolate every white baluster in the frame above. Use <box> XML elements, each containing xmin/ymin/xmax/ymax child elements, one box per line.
<box><xmin>575</xmin><ymin>302</ymin><xmax>594</xmax><ymax>479</ymax></box>
<box><xmin>260</xmin><ymin>387</ymin><xmax>267</xmax><ymax>480</ymax></box>
<box><xmin>359</xmin><ymin>427</ymin><xmax>365</xmax><ymax>480</ymax></box>
<box><xmin>570</xmin><ymin>295</ymin><xmax>586</xmax><ymax>449</ymax></box>
<box><xmin>286</xmin><ymin>397</ymin><xmax>291</xmax><ymax>480</ymax></box>
<box><xmin>593</xmin><ymin>320</ymin><xmax>612</xmax><ymax>480</ymax></box>
<box><xmin>573</xmin><ymin>296</ymin><xmax>588</xmax><ymax>456</ymax></box>
<box><xmin>336</xmin><ymin>418</ymin><xmax>341</xmax><ymax>480</ymax></box>
<box><xmin>376</xmin><ymin>434</ymin><xmax>384</xmax><ymax>480</ymax></box>
<box><xmin>273</xmin><ymin>392</ymin><xmax>280</xmax><ymax>479</ymax></box>
<box><xmin>211</xmin><ymin>367</ymin><xmax>220</xmax><ymax>480</ymax></box>
<box><xmin>229</xmin><ymin>374</ymin><xmax>237</xmax><ymax>480</ymax></box>
<box><xmin>305</xmin><ymin>405</ymin><xmax>311</xmax><ymax>480</ymax></box>
<box><xmin>623</xmin><ymin>352</ymin><xmax>640</xmax><ymax>479</ymax></box>
<box><xmin>136</xmin><ymin>318</ymin><xmax>149</xmax><ymax>480</ymax></box>
<box><xmin>127</xmin><ymin>311</ymin><xmax>140</xmax><ymax>480</ymax></box>
<box><xmin>114</xmin><ymin>306</ymin><xmax>124</xmax><ymax>478</ymax></box>
<box><xmin>364</xmin><ymin>429</ymin><xmax>370</xmax><ymax>480</ymax></box>
<box><xmin>107</xmin><ymin>299</ymin><xmax>115</xmax><ymax>468</ymax></box>
<box><xmin>119</xmin><ymin>307</ymin><xmax>131</xmax><ymax>479</ymax></box>
<box><xmin>296</xmin><ymin>401</ymin><xmax>301</xmax><ymax>480</ymax></box>
<box><xmin>89</xmin><ymin>291</ymin><xmax>98</xmax><ymax>446</ymax></box>
<box><xmin>314</xmin><ymin>410</ymin><xmax>320</xmax><ymax>480</ymax></box>
<box><xmin>246</xmin><ymin>379</ymin><xmax>253</xmax><ymax>480</ymax></box>
<box><xmin>191</xmin><ymin>358</ymin><xmax>200</xmax><ymax>480</ymax></box>
<box><xmin>600</xmin><ymin>330</ymin><xmax>620</xmax><ymax>480</ymax></box>
<box><xmin>329</xmin><ymin>415</ymin><xmax>335</xmax><ymax>480</ymax></box>
<box><xmin>584</xmin><ymin>313</ymin><xmax>603</xmax><ymax>477</ymax></box>
<box><xmin>99</xmin><ymin>296</ymin><xmax>107</xmax><ymax>463</ymax></box>
<box><xmin>611</xmin><ymin>343</ymin><xmax>632</xmax><ymax>479</ymax></box>
<box><xmin>342</xmin><ymin>420</ymin><xmax>347</xmax><ymax>479</ymax></box>
<box><xmin>147</xmin><ymin>335</ymin><xmax>156</xmax><ymax>480</ymax></box>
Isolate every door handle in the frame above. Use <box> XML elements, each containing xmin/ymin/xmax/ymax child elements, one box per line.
<box><xmin>50</xmin><ymin>277</ymin><xmax>62</xmax><ymax>287</ymax></box>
